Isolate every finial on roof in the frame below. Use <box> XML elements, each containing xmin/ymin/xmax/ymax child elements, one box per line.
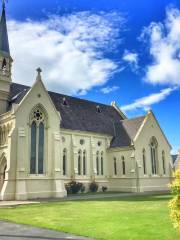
<box><xmin>2</xmin><ymin>0</ymin><xmax>5</xmax><ymax>8</ymax></box>
<box><xmin>111</xmin><ymin>101</ymin><xmax>116</xmax><ymax>107</ymax></box>
<box><xmin>36</xmin><ymin>67</ymin><xmax>42</xmax><ymax>81</ymax></box>
<box><xmin>37</xmin><ymin>67</ymin><xmax>42</xmax><ymax>74</ymax></box>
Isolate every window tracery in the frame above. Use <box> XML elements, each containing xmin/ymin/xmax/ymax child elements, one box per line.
<box><xmin>30</xmin><ymin>106</ymin><xmax>46</xmax><ymax>174</ymax></box>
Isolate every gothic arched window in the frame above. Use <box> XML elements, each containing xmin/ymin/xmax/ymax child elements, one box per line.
<box><xmin>30</xmin><ymin>106</ymin><xmax>46</xmax><ymax>174</ymax></box>
<box><xmin>150</xmin><ymin>137</ymin><xmax>158</xmax><ymax>175</ymax></box>
<box><xmin>143</xmin><ymin>149</ymin><xmax>147</xmax><ymax>175</ymax></box>
<box><xmin>2</xmin><ymin>58</ymin><xmax>6</xmax><ymax>69</ymax></box>
<box><xmin>162</xmin><ymin>151</ymin><xmax>166</xmax><ymax>175</ymax></box>
<box><xmin>78</xmin><ymin>150</ymin><xmax>81</xmax><ymax>175</ymax></box>
<box><xmin>114</xmin><ymin>157</ymin><xmax>117</xmax><ymax>175</ymax></box>
<box><xmin>63</xmin><ymin>148</ymin><xmax>67</xmax><ymax>176</ymax></box>
<box><xmin>96</xmin><ymin>151</ymin><xmax>99</xmax><ymax>175</ymax></box>
<box><xmin>122</xmin><ymin>156</ymin><xmax>126</xmax><ymax>175</ymax></box>
<box><xmin>83</xmin><ymin>150</ymin><xmax>86</xmax><ymax>175</ymax></box>
<box><xmin>101</xmin><ymin>152</ymin><xmax>104</xmax><ymax>175</ymax></box>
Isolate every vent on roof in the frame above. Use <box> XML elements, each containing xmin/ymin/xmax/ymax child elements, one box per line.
<box><xmin>96</xmin><ymin>105</ymin><xmax>101</xmax><ymax>113</ymax></box>
<box><xmin>62</xmin><ymin>97</ymin><xmax>68</xmax><ymax>106</ymax></box>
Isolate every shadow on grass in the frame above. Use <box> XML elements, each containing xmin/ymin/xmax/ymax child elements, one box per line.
<box><xmin>63</xmin><ymin>194</ymin><xmax>173</xmax><ymax>203</ymax></box>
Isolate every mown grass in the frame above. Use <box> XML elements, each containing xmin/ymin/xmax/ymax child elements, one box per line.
<box><xmin>0</xmin><ymin>194</ymin><xmax>179</xmax><ymax>240</ymax></box>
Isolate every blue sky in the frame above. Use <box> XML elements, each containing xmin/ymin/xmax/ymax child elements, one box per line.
<box><xmin>5</xmin><ymin>0</ymin><xmax>180</xmax><ymax>152</ymax></box>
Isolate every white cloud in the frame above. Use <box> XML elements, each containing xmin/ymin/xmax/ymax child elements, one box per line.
<box><xmin>122</xmin><ymin>49</ymin><xmax>138</xmax><ymax>70</ymax></box>
<box><xmin>8</xmin><ymin>12</ymin><xmax>124</xmax><ymax>95</ymax></box>
<box><xmin>100</xmin><ymin>85</ymin><xmax>119</xmax><ymax>94</ymax></box>
<box><xmin>121</xmin><ymin>87</ymin><xmax>176</xmax><ymax>112</ymax></box>
<box><xmin>141</xmin><ymin>7</ymin><xmax>180</xmax><ymax>86</ymax></box>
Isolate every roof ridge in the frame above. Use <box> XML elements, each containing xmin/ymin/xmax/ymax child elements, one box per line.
<box><xmin>11</xmin><ymin>82</ymin><xmax>115</xmax><ymax>108</ymax></box>
<box><xmin>121</xmin><ymin>115</ymin><xmax>145</xmax><ymax>122</ymax></box>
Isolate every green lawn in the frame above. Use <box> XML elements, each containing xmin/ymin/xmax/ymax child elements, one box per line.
<box><xmin>0</xmin><ymin>195</ymin><xmax>180</xmax><ymax>240</ymax></box>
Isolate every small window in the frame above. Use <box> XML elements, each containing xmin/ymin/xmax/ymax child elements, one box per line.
<box><xmin>80</xmin><ymin>139</ymin><xmax>85</xmax><ymax>145</ymax></box>
<box><xmin>96</xmin><ymin>105</ymin><xmax>101</xmax><ymax>113</ymax></box>
<box><xmin>63</xmin><ymin>149</ymin><xmax>67</xmax><ymax>176</ymax></box>
<box><xmin>2</xmin><ymin>58</ymin><xmax>6</xmax><ymax>70</ymax></box>
<box><xmin>143</xmin><ymin>149</ymin><xmax>147</xmax><ymax>175</ymax></box>
<box><xmin>78</xmin><ymin>150</ymin><xmax>81</xmax><ymax>175</ymax></box>
<box><xmin>162</xmin><ymin>151</ymin><xmax>166</xmax><ymax>175</ymax></box>
<box><xmin>114</xmin><ymin>157</ymin><xmax>117</xmax><ymax>175</ymax></box>
<box><xmin>122</xmin><ymin>156</ymin><xmax>126</xmax><ymax>175</ymax></box>
<box><xmin>96</xmin><ymin>151</ymin><xmax>99</xmax><ymax>175</ymax></box>
<box><xmin>62</xmin><ymin>97</ymin><xmax>68</xmax><ymax>106</ymax></box>
<box><xmin>83</xmin><ymin>150</ymin><xmax>86</xmax><ymax>175</ymax></box>
<box><xmin>101</xmin><ymin>152</ymin><xmax>104</xmax><ymax>175</ymax></box>
<box><xmin>97</xmin><ymin>141</ymin><xmax>102</xmax><ymax>147</ymax></box>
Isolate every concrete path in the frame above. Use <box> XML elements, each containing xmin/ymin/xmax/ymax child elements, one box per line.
<box><xmin>0</xmin><ymin>221</ymin><xmax>92</xmax><ymax>240</ymax></box>
<box><xmin>0</xmin><ymin>200</ymin><xmax>40</xmax><ymax>207</ymax></box>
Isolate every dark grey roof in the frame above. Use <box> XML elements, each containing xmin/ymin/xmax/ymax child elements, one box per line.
<box><xmin>110</xmin><ymin>116</ymin><xmax>145</xmax><ymax>147</ymax></box>
<box><xmin>0</xmin><ymin>3</ymin><xmax>10</xmax><ymax>55</ymax></box>
<box><xmin>172</xmin><ymin>155</ymin><xmax>178</xmax><ymax>164</ymax></box>
<box><xmin>9</xmin><ymin>82</ymin><xmax>145</xmax><ymax>148</ymax></box>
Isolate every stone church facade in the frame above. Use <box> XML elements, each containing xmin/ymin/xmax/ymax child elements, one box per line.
<box><xmin>0</xmin><ymin>4</ymin><xmax>172</xmax><ymax>200</ymax></box>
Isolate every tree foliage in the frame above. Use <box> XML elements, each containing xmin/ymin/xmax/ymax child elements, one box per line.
<box><xmin>169</xmin><ymin>170</ymin><xmax>180</xmax><ymax>228</ymax></box>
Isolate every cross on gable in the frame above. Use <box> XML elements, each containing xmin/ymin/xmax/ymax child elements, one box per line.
<box><xmin>36</xmin><ymin>67</ymin><xmax>42</xmax><ymax>75</ymax></box>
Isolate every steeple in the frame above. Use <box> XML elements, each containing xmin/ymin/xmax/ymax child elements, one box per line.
<box><xmin>0</xmin><ymin>1</ymin><xmax>13</xmax><ymax>115</ymax></box>
<box><xmin>0</xmin><ymin>0</ymin><xmax>10</xmax><ymax>56</ymax></box>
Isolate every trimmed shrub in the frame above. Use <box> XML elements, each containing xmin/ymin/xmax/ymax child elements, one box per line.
<box><xmin>65</xmin><ymin>181</ymin><xmax>83</xmax><ymax>194</ymax></box>
<box><xmin>89</xmin><ymin>181</ymin><xmax>98</xmax><ymax>192</ymax></box>
<box><xmin>169</xmin><ymin>170</ymin><xmax>180</xmax><ymax>228</ymax></box>
<box><xmin>102</xmin><ymin>186</ymin><xmax>108</xmax><ymax>192</ymax></box>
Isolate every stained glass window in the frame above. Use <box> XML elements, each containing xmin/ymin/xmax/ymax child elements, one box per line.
<box><xmin>63</xmin><ymin>149</ymin><xmax>67</xmax><ymax>176</ymax></box>
<box><xmin>83</xmin><ymin>150</ymin><xmax>86</xmax><ymax>175</ymax></box>
<box><xmin>30</xmin><ymin>107</ymin><xmax>46</xmax><ymax>175</ymax></box>
<box><xmin>30</xmin><ymin>121</ymin><xmax>36</xmax><ymax>174</ymax></box>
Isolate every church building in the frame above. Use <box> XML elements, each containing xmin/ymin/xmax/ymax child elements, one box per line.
<box><xmin>0</xmin><ymin>3</ymin><xmax>172</xmax><ymax>200</ymax></box>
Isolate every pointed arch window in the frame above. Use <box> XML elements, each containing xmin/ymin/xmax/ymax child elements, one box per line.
<box><xmin>2</xmin><ymin>58</ymin><xmax>7</xmax><ymax>74</ymax></box>
<box><xmin>150</xmin><ymin>137</ymin><xmax>158</xmax><ymax>175</ymax></box>
<box><xmin>101</xmin><ymin>152</ymin><xmax>104</xmax><ymax>175</ymax></box>
<box><xmin>63</xmin><ymin>148</ymin><xmax>67</xmax><ymax>176</ymax></box>
<box><xmin>143</xmin><ymin>149</ymin><xmax>147</xmax><ymax>175</ymax></box>
<box><xmin>78</xmin><ymin>150</ymin><xmax>81</xmax><ymax>175</ymax></box>
<box><xmin>122</xmin><ymin>156</ymin><xmax>126</xmax><ymax>175</ymax></box>
<box><xmin>30</xmin><ymin>107</ymin><xmax>46</xmax><ymax>174</ymax></box>
<box><xmin>96</xmin><ymin>151</ymin><xmax>99</xmax><ymax>175</ymax></box>
<box><xmin>114</xmin><ymin>157</ymin><xmax>117</xmax><ymax>175</ymax></box>
<box><xmin>162</xmin><ymin>151</ymin><xmax>166</xmax><ymax>175</ymax></box>
<box><xmin>83</xmin><ymin>150</ymin><xmax>86</xmax><ymax>175</ymax></box>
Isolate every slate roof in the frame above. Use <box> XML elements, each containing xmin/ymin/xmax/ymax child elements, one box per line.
<box><xmin>110</xmin><ymin>116</ymin><xmax>146</xmax><ymax>147</ymax></box>
<box><xmin>9</xmin><ymin>82</ymin><xmax>146</xmax><ymax>148</ymax></box>
<box><xmin>0</xmin><ymin>4</ymin><xmax>10</xmax><ymax>55</ymax></box>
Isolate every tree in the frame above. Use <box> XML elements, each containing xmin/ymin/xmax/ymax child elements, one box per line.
<box><xmin>169</xmin><ymin>170</ymin><xmax>180</xmax><ymax>228</ymax></box>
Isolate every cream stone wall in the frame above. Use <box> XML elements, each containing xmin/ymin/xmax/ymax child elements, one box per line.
<box><xmin>1</xmin><ymin>78</ymin><xmax>67</xmax><ymax>200</ymax></box>
<box><xmin>107</xmin><ymin>147</ymin><xmax>138</xmax><ymax>192</ymax></box>
<box><xmin>133</xmin><ymin>112</ymin><xmax>171</xmax><ymax>192</ymax></box>
<box><xmin>60</xmin><ymin>129</ymin><xmax>111</xmax><ymax>191</ymax></box>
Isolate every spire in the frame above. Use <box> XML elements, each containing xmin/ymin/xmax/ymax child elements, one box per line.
<box><xmin>0</xmin><ymin>0</ymin><xmax>10</xmax><ymax>56</ymax></box>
